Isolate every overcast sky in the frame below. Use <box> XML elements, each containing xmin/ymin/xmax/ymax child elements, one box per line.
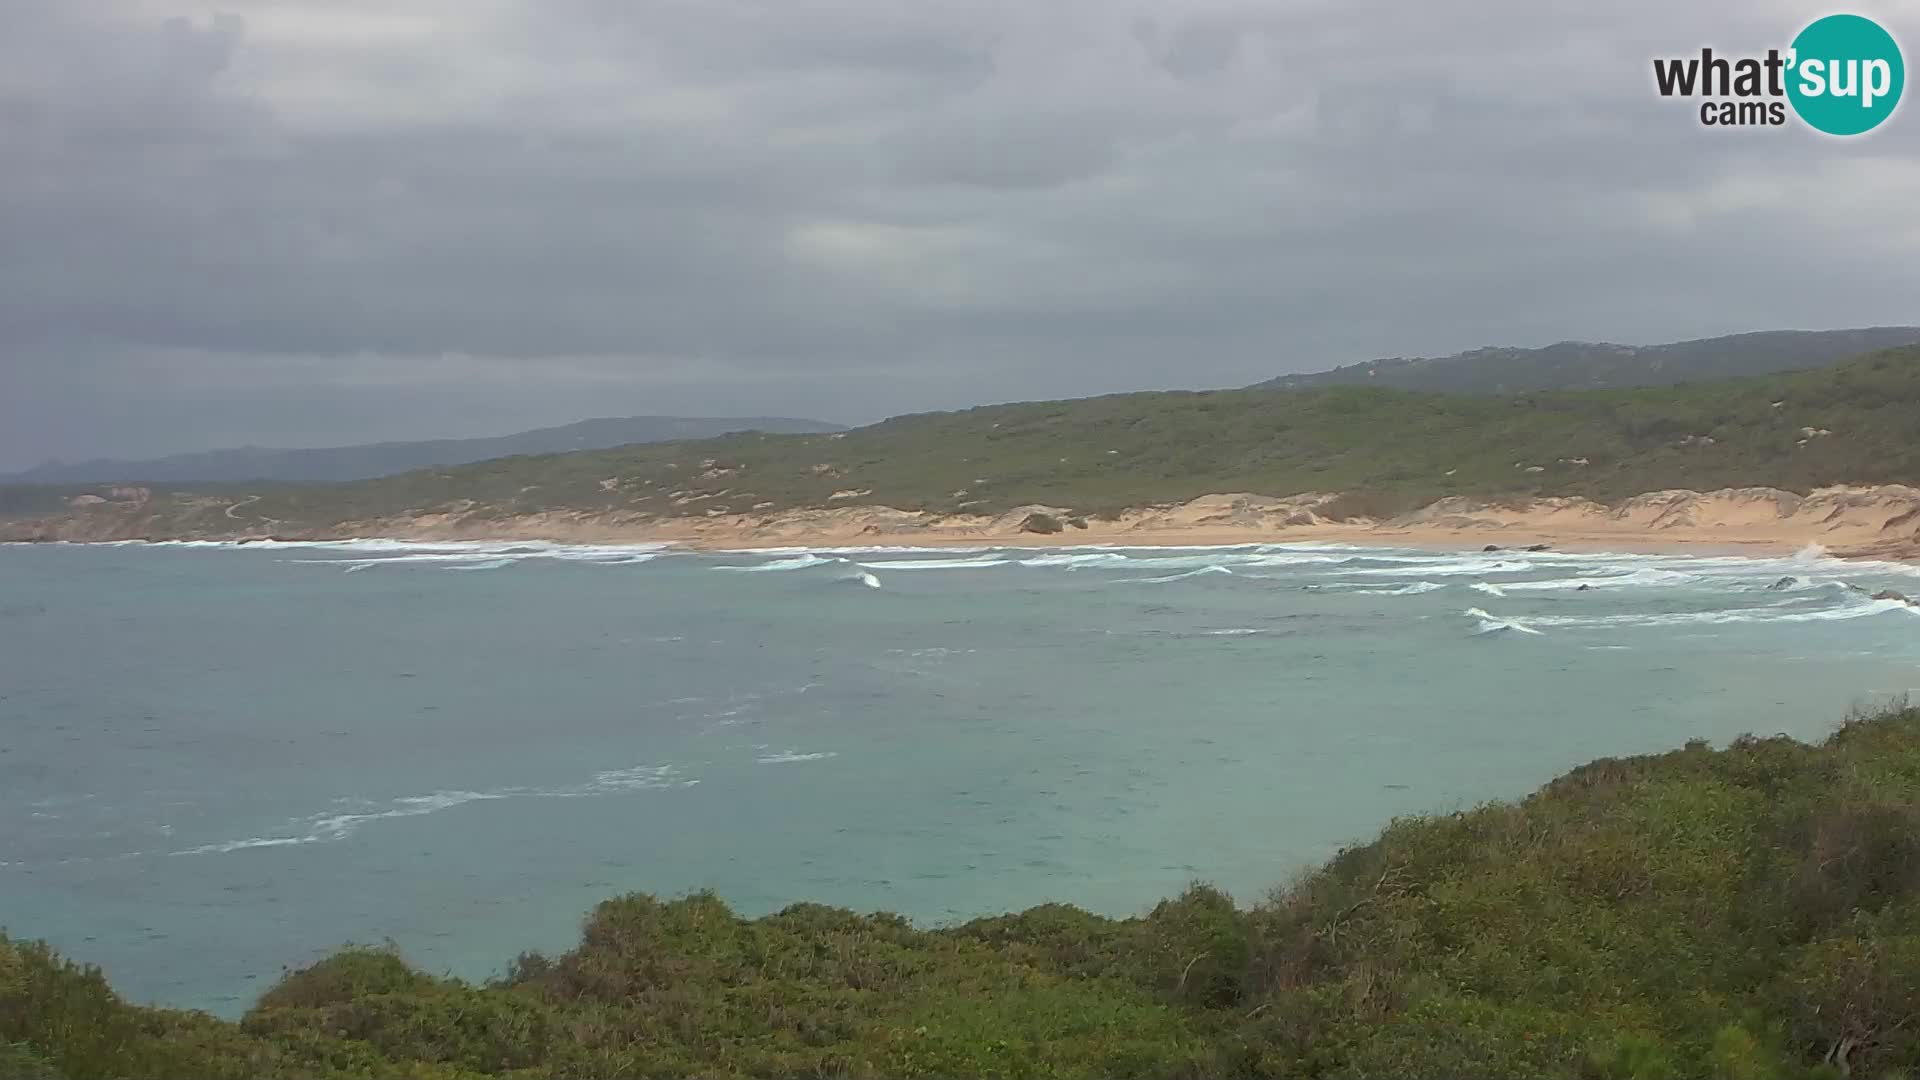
<box><xmin>2</xmin><ymin>0</ymin><xmax>1917</xmax><ymax>468</ymax></box>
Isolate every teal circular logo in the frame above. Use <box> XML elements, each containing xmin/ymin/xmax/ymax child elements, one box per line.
<box><xmin>1787</xmin><ymin>14</ymin><xmax>1905</xmax><ymax>135</ymax></box>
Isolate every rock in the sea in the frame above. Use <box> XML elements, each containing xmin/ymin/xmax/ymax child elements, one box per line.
<box><xmin>1870</xmin><ymin>589</ymin><xmax>1916</xmax><ymax>606</ymax></box>
<box><xmin>1765</xmin><ymin>576</ymin><xmax>1798</xmax><ymax>591</ymax></box>
<box><xmin>1576</xmin><ymin>584</ymin><xmax>1593</xmax><ymax>592</ymax></box>
<box><xmin>1524</xmin><ymin>543</ymin><xmax>1551</xmax><ymax>552</ymax></box>
<box><xmin>1483</xmin><ymin>544</ymin><xmax>1503</xmax><ymax>552</ymax></box>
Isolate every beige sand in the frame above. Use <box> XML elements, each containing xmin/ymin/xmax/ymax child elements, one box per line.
<box><xmin>10</xmin><ymin>485</ymin><xmax>1920</xmax><ymax>563</ymax></box>
<box><xmin>303</xmin><ymin>485</ymin><xmax>1920</xmax><ymax>562</ymax></box>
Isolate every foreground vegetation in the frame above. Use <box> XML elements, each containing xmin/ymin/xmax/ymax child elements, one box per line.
<box><xmin>7</xmin><ymin>703</ymin><xmax>1920</xmax><ymax>1078</ymax></box>
<box><xmin>5</xmin><ymin>345</ymin><xmax>1920</xmax><ymax>538</ymax></box>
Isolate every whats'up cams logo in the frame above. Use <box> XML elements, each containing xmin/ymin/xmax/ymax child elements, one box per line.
<box><xmin>1654</xmin><ymin>13</ymin><xmax>1905</xmax><ymax>134</ymax></box>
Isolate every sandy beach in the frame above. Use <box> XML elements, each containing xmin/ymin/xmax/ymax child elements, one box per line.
<box><xmin>43</xmin><ymin>483</ymin><xmax>1895</xmax><ymax>564</ymax></box>
<box><xmin>9</xmin><ymin>483</ymin><xmax>1920</xmax><ymax>564</ymax></box>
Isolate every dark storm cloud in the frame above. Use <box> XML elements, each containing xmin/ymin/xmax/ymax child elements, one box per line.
<box><xmin>2</xmin><ymin>0</ymin><xmax>1917</xmax><ymax>467</ymax></box>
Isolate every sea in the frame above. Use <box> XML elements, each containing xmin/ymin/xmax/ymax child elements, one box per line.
<box><xmin>2</xmin><ymin>538</ymin><xmax>1917</xmax><ymax>1016</ymax></box>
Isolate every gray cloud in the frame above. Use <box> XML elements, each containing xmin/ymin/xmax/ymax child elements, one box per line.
<box><xmin>2</xmin><ymin>0</ymin><xmax>1917</xmax><ymax>468</ymax></box>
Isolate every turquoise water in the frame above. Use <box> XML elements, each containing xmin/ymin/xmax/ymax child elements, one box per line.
<box><xmin>2</xmin><ymin>539</ymin><xmax>1917</xmax><ymax>1016</ymax></box>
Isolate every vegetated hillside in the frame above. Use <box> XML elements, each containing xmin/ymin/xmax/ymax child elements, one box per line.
<box><xmin>1</xmin><ymin>416</ymin><xmax>845</xmax><ymax>486</ymax></box>
<box><xmin>245</xmin><ymin>345</ymin><xmax>1920</xmax><ymax>526</ymax></box>
<box><xmin>5</xmin><ymin>702</ymin><xmax>1919</xmax><ymax>1079</ymax></box>
<box><xmin>1253</xmin><ymin>327</ymin><xmax>1920</xmax><ymax>395</ymax></box>
<box><xmin>7</xmin><ymin>346</ymin><xmax>1920</xmax><ymax>536</ymax></box>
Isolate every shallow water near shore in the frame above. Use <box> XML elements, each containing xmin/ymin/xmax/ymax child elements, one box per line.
<box><xmin>2</xmin><ymin>539</ymin><xmax>1918</xmax><ymax>1016</ymax></box>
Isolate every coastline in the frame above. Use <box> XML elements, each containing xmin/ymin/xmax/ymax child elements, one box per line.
<box><xmin>7</xmin><ymin>484</ymin><xmax>1920</xmax><ymax>565</ymax></box>
<box><xmin>260</xmin><ymin>484</ymin><xmax>1920</xmax><ymax>567</ymax></box>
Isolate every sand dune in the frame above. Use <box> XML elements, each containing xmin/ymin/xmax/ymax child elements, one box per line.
<box><xmin>9</xmin><ymin>485</ymin><xmax>1920</xmax><ymax>563</ymax></box>
<box><xmin>329</xmin><ymin>485</ymin><xmax>1920</xmax><ymax>561</ymax></box>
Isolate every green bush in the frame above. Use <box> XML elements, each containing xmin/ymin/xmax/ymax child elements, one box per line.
<box><xmin>251</xmin><ymin>945</ymin><xmax>435</xmax><ymax>1012</ymax></box>
<box><xmin>0</xmin><ymin>1042</ymin><xmax>62</xmax><ymax>1080</ymax></box>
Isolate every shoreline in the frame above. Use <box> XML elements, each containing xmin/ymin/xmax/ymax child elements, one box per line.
<box><xmin>7</xmin><ymin>484</ymin><xmax>1920</xmax><ymax>565</ymax></box>
<box><xmin>9</xmin><ymin>519</ymin><xmax>1912</xmax><ymax>569</ymax></box>
<box><xmin>673</xmin><ymin>526</ymin><xmax>1829</xmax><ymax>559</ymax></box>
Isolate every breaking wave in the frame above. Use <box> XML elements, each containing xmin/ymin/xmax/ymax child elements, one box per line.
<box><xmin>1464</xmin><ymin>607</ymin><xmax>1544</xmax><ymax>635</ymax></box>
<box><xmin>172</xmin><ymin>765</ymin><xmax>695</xmax><ymax>856</ymax></box>
<box><xmin>1124</xmin><ymin>565</ymin><xmax>1236</xmax><ymax>584</ymax></box>
<box><xmin>1498</xmin><ymin>568</ymin><xmax>1701</xmax><ymax>591</ymax></box>
<box><xmin>756</xmin><ymin>750</ymin><xmax>839</xmax><ymax>764</ymax></box>
<box><xmin>1350</xmin><ymin>559</ymin><xmax>1533</xmax><ymax>577</ymax></box>
<box><xmin>1355</xmin><ymin>581</ymin><xmax>1447</xmax><ymax>596</ymax></box>
<box><xmin>1533</xmin><ymin>596</ymin><xmax>1920</xmax><ymax>630</ymax></box>
<box><xmin>713</xmin><ymin>553</ymin><xmax>843</xmax><ymax>572</ymax></box>
<box><xmin>281</xmin><ymin>540</ymin><xmax>670</xmax><ymax>572</ymax></box>
<box><xmin>1016</xmin><ymin>552</ymin><xmax>1133</xmax><ymax>568</ymax></box>
<box><xmin>855</xmin><ymin>556</ymin><xmax>1011</xmax><ymax>570</ymax></box>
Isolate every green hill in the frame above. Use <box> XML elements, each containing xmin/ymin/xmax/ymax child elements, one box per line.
<box><xmin>1252</xmin><ymin>327</ymin><xmax>1920</xmax><ymax>395</ymax></box>
<box><xmin>7</xmin><ymin>345</ymin><xmax>1920</xmax><ymax>538</ymax></box>
<box><xmin>5</xmin><ymin>702</ymin><xmax>1919</xmax><ymax>1078</ymax></box>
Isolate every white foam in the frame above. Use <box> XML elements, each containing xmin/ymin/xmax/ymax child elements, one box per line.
<box><xmin>1017</xmin><ymin>552</ymin><xmax>1132</xmax><ymax>568</ymax></box>
<box><xmin>1464</xmin><ymin>607</ymin><xmax>1544</xmax><ymax>635</ymax></box>
<box><xmin>302</xmin><ymin>790</ymin><xmax>508</xmax><ymax>838</ymax></box>
<box><xmin>444</xmin><ymin>557</ymin><xmax>519</xmax><ymax>571</ymax></box>
<box><xmin>1350</xmin><ymin>559</ymin><xmax>1532</xmax><ymax>577</ymax></box>
<box><xmin>1108</xmin><ymin>552</ymin><xmax>1338</xmax><ymax>570</ymax></box>
<box><xmin>173</xmin><ymin>834</ymin><xmax>327</xmax><ymax>855</ymax></box>
<box><xmin>1500</xmin><ymin>567</ymin><xmax>1700</xmax><ymax>591</ymax></box>
<box><xmin>203</xmin><ymin>537</ymin><xmax>675</xmax><ymax>558</ymax></box>
<box><xmin>285</xmin><ymin>541</ymin><xmax>671</xmax><ymax>572</ymax></box>
<box><xmin>1469</xmin><ymin>581</ymin><xmax>1507</xmax><ymax>597</ymax></box>
<box><xmin>756</xmin><ymin>750</ymin><xmax>839</xmax><ymax>764</ymax></box>
<box><xmin>1739</xmin><ymin>577</ymin><xmax>1849</xmax><ymax>594</ymax></box>
<box><xmin>293</xmin><ymin>551</ymin><xmax>526</xmax><ymax>568</ymax></box>
<box><xmin>172</xmin><ymin>766</ymin><xmax>695</xmax><ymax>856</ymax></box>
<box><xmin>1243</xmin><ymin>552</ymin><xmax>1363</xmax><ymax>567</ymax></box>
<box><xmin>1356</xmin><ymin>581</ymin><xmax>1447</xmax><ymax>596</ymax></box>
<box><xmin>1092</xmin><ymin>553</ymin><xmax>1214</xmax><ymax>569</ymax></box>
<box><xmin>710</xmin><ymin>544</ymin><xmax>990</xmax><ymax>557</ymax></box>
<box><xmin>1534</xmin><ymin>596</ymin><xmax>1920</xmax><ymax>630</ymax></box>
<box><xmin>854</xmin><ymin>572</ymin><xmax>882</xmax><ymax>589</ymax></box>
<box><xmin>586</xmin><ymin>765</ymin><xmax>691</xmax><ymax>791</ymax></box>
<box><xmin>713</xmin><ymin>554</ymin><xmax>841</xmax><ymax>572</ymax></box>
<box><xmin>854</xmin><ymin>556</ymin><xmax>1012</xmax><ymax>570</ymax></box>
<box><xmin>1127</xmin><ymin>565</ymin><xmax>1235</xmax><ymax>584</ymax></box>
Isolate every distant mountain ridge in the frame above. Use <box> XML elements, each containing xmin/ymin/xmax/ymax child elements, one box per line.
<box><xmin>6</xmin><ymin>416</ymin><xmax>845</xmax><ymax>485</ymax></box>
<box><xmin>11</xmin><ymin>344</ymin><xmax>1920</xmax><ymax>543</ymax></box>
<box><xmin>1252</xmin><ymin>327</ymin><xmax>1920</xmax><ymax>394</ymax></box>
